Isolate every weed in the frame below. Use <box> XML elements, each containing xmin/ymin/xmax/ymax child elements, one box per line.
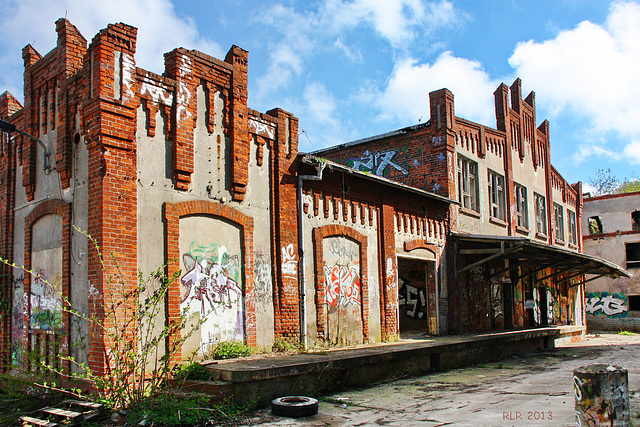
<box><xmin>619</xmin><ymin>330</ymin><xmax>637</xmax><ymax>336</ymax></box>
<box><xmin>210</xmin><ymin>341</ymin><xmax>253</xmax><ymax>360</ymax></box>
<box><xmin>173</xmin><ymin>361</ymin><xmax>213</xmax><ymax>382</ymax></box>
<box><xmin>495</xmin><ymin>363</ymin><xmax>504</xmax><ymax>369</ymax></box>
<box><xmin>272</xmin><ymin>337</ymin><xmax>302</xmax><ymax>353</ymax></box>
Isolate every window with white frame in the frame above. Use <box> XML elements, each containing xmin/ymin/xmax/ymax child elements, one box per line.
<box><xmin>554</xmin><ymin>203</ymin><xmax>565</xmax><ymax>242</ymax></box>
<box><xmin>567</xmin><ymin>210</ymin><xmax>577</xmax><ymax>245</ymax></box>
<box><xmin>514</xmin><ymin>183</ymin><xmax>528</xmax><ymax>229</ymax></box>
<box><xmin>488</xmin><ymin>170</ymin><xmax>506</xmax><ymax>221</ymax></box>
<box><xmin>457</xmin><ymin>155</ymin><xmax>479</xmax><ymax>212</ymax></box>
<box><xmin>534</xmin><ymin>193</ymin><xmax>547</xmax><ymax>235</ymax></box>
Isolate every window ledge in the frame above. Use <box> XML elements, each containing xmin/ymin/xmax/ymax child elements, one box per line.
<box><xmin>489</xmin><ymin>217</ymin><xmax>507</xmax><ymax>228</ymax></box>
<box><xmin>535</xmin><ymin>232</ymin><xmax>548</xmax><ymax>241</ymax></box>
<box><xmin>555</xmin><ymin>239</ymin><xmax>566</xmax><ymax>246</ymax></box>
<box><xmin>460</xmin><ymin>207</ymin><xmax>481</xmax><ymax>219</ymax></box>
<box><xmin>516</xmin><ymin>226</ymin><xmax>529</xmax><ymax>235</ymax></box>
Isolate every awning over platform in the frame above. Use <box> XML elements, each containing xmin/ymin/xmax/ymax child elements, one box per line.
<box><xmin>452</xmin><ymin>233</ymin><xmax>631</xmax><ymax>287</ymax></box>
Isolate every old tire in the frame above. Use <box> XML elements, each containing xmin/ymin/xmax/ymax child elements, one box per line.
<box><xmin>271</xmin><ymin>396</ymin><xmax>319</xmax><ymax>417</ymax></box>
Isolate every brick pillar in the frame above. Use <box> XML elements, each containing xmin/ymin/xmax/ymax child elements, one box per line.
<box><xmin>164</xmin><ymin>49</ymin><xmax>197</xmax><ymax>190</ymax></box>
<box><xmin>21</xmin><ymin>45</ymin><xmax>42</xmax><ymax>202</ymax></box>
<box><xmin>0</xmin><ymin>93</ymin><xmax>22</xmax><ymax>372</ymax></box>
<box><xmin>225</xmin><ymin>46</ymin><xmax>250</xmax><ymax>202</ymax></box>
<box><xmin>268</xmin><ymin>108</ymin><xmax>300</xmax><ymax>340</ymax></box>
<box><xmin>84</xmin><ymin>22</ymin><xmax>138</xmax><ymax>377</ymax></box>
<box><xmin>428</xmin><ymin>89</ymin><xmax>457</xmax><ymax>199</ymax></box>
<box><xmin>379</xmin><ymin>204</ymin><xmax>398</xmax><ymax>341</ymax></box>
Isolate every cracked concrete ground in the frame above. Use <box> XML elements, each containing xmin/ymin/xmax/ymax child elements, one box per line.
<box><xmin>236</xmin><ymin>332</ymin><xmax>640</xmax><ymax>426</ymax></box>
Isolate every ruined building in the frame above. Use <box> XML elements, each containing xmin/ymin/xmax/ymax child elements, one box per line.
<box><xmin>582</xmin><ymin>191</ymin><xmax>640</xmax><ymax>331</ymax></box>
<box><xmin>0</xmin><ymin>20</ymin><xmax>628</xmax><ymax>373</ymax></box>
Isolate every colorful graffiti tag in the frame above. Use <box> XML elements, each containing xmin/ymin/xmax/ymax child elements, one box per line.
<box><xmin>586</xmin><ymin>292</ymin><xmax>628</xmax><ymax>317</ymax></box>
<box><xmin>347</xmin><ymin>149</ymin><xmax>408</xmax><ymax>177</ymax></box>
<box><xmin>180</xmin><ymin>245</ymin><xmax>241</xmax><ymax>315</ymax></box>
<box><xmin>30</xmin><ymin>270</ymin><xmax>63</xmax><ymax>330</ymax></box>
<box><xmin>324</xmin><ymin>264</ymin><xmax>361</xmax><ymax>312</ymax></box>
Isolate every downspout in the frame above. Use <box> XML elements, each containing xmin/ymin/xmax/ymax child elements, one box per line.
<box><xmin>297</xmin><ymin>157</ymin><xmax>326</xmax><ymax>350</ymax></box>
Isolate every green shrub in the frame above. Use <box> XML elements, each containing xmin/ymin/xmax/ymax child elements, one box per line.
<box><xmin>210</xmin><ymin>341</ymin><xmax>253</xmax><ymax>360</ymax></box>
<box><xmin>173</xmin><ymin>361</ymin><xmax>213</xmax><ymax>381</ymax></box>
<box><xmin>272</xmin><ymin>337</ymin><xmax>301</xmax><ymax>353</ymax></box>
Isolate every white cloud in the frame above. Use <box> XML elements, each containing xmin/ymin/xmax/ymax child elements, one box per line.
<box><xmin>508</xmin><ymin>1</ymin><xmax>640</xmax><ymax>141</ymax></box>
<box><xmin>298</xmin><ymin>82</ymin><xmax>352</xmax><ymax>148</ymax></box>
<box><xmin>0</xmin><ymin>0</ymin><xmax>222</xmax><ymax>99</ymax></box>
<box><xmin>255</xmin><ymin>0</ymin><xmax>461</xmax><ymax>97</ymax></box>
<box><xmin>372</xmin><ymin>52</ymin><xmax>501</xmax><ymax>126</ymax></box>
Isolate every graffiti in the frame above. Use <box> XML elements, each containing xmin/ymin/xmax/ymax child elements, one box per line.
<box><xmin>30</xmin><ymin>269</ymin><xmax>63</xmax><ymax>330</ymax></box>
<box><xmin>326</xmin><ymin>238</ymin><xmax>359</xmax><ymax>259</ymax></box>
<box><xmin>254</xmin><ymin>250</ymin><xmax>271</xmax><ymax>303</ymax></box>
<box><xmin>122</xmin><ymin>52</ymin><xmax>136</xmax><ymax>100</ymax></box>
<box><xmin>574</xmin><ymin>369</ymin><xmax>630</xmax><ymax>426</ymax></box>
<box><xmin>348</xmin><ymin>149</ymin><xmax>408</xmax><ymax>176</ymax></box>
<box><xmin>490</xmin><ymin>279</ymin><xmax>503</xmax><ymax>320</ymax></box>
<box><xmin>281</xmin><ymin>244</ymin><xmax>297</xmax><ymax>277</ymax></box>
<box><xmin>324</xmin><ymin>264</ymin><xmax>361</xmax><ymax>311</ymax></box>
<box><xmin>586</xmin><ymin>292</ymin><xmax>628</xmax><ymax>317</ymax></box>
<box><xmin>432</xmin><ymin>136</ymin><xmax>444</xmax><ymax>145</ymax></box>
<box><xmin>399</xmin><ymin>279</ymin><xmax>427</xmax><ymax>319</ymax></box>
<box><xmin>181</xmin><ymin>249</ymin><xmax>241</xmax><ymax>316</ymax></box>
<box><xmin>140</xmin><ymin>81</ymin><xmax>174</xmax><ymax>105</ymax></box>
<box><xmin>533</xmin><ymin>288</ymin><xmax>541</xmax><ymax>324</ymax></box>
<box><xmin>176</xmin><ymin>56</ymin><xmax>193</xmax><ymax>122</ymax></box>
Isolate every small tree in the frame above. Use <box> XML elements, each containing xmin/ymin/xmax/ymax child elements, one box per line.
<box><xmin>588</xmin><ymin>168</ymin><xmax>620</xmax><ymax>195</ymax></box>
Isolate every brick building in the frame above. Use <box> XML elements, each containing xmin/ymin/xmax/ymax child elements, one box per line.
<box><xmin>0</xmin><ymin>20</ymin><xmax>628</xmax><ymax>373</ymax></box>
<box><xmin>315</xmin><ymin>80</ymin><xmax>629</xmax><ymax>336</ymax></box>
<box><xmin>583</xmin><ymin>192</ymin><xmax>640</xmax><ymax>331</ymax></box>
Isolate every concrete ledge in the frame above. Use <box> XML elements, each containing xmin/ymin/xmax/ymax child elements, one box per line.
<box><xmin>208</xmin><ymin>327</ymin><xmax>580</xmax><ymax>406</ymax></box>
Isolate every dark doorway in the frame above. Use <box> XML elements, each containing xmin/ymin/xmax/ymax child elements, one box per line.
<box><xmin>539</xmin><ymin>287</ymin><xmax>548</xmax><ymax>326</ymax></box>
<box><xmin>398</xmin><ymin>258</ymin><xmax>436</xmax><ymax>336</ymax></box>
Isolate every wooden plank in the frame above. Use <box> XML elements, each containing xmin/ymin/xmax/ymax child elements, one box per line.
<box><xmin>19</xmin><ymin>415</ymin><xmax>58</xmax><ymax>427</ymax></box>
<box><xmin>41</xmin><ymin>407</ymin><xmax>82</xmax><ymax>425</ymax></box>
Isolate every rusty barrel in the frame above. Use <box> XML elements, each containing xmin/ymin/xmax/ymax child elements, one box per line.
<box><xmin>574</xmin><ymin>364</ymin><xmax>629</xmax><ymax>427</ymax></box>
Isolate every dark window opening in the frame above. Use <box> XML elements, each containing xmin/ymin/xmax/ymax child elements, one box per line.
<box><xmin>588</xmin><ymin>216</ymin><xmax>602</xmax><ymax>234</ymax></box>
<box><xmin>633</xmin><ymin>211</ymin><xmax>640</xmax><ymax>231</ymax></box>
<box><xmin>626</xmin><ymin>242</ymin><xmax>640</xmax><ymax>269</ymax></box>
<box><xmin>629</xmin><ymin>295</ymin><xmax>640</xmax><ymax>311</ymax></box>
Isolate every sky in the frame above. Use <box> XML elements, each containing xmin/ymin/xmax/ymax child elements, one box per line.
<box><xmin>1</xmin><ymin>0</ymin><xmax>639</xmax><ymax>189</ymax></box>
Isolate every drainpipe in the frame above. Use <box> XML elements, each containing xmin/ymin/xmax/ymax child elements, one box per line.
<box><xmin>297</xmin><ymin>157</ymin><xmax>326</xmax><ymax>350</ymax></box>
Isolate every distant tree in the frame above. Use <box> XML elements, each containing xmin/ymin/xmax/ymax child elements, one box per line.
<box><xmin>588</xmin><ymin>168</ymin><xmax>620</xmax><ymax>195</ymax></box>
<box><xmin>617</xmin><ymin>178</ymin><xmax>640</xmax><ymax>194</ymax></box>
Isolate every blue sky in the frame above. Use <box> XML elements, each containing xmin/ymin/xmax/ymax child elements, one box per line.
<box><xmin>1</xmin><ymin>0</ymin><xmax>639</xmax><ymax>189</ymax></box>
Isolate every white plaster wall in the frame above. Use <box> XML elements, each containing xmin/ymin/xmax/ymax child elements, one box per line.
<box><xmin>301</xmin><ymin>194</ymin><xmax>381</xmax><ymax>347</ymax></box>
<box><xmin>583</xmin><ymin>195</ymin><xmax>640</xmax><ymax>235</ymax></box>
<box><xmin>136</xmin><ymin>85</ymin><xmax>276</xmax><ymax>351</ymax></box>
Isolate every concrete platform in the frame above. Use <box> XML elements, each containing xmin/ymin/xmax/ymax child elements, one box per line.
<box><xmin>207</xmin><ymin>326</ymin><xmax>584</xmax><ymax>406</ymax></box>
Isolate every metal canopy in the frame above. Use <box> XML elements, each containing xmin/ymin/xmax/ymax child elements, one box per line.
<box><xmin>452</xmin><ymin>232</ymin><xmax>631</xmax><ymax>285</ymax></box>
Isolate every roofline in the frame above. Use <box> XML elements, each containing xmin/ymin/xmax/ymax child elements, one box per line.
<box><xmin>311</xmin><ymin>122</ymin><xmax>430</xmax><ymax>155</ymax></box>
<box><xmin>451</xmin><ymin>232</ymin><xmax>631</xmax><ymax>278</ymax></box>
<box><xmin>584</xmin><ymin>190</ymin><xmax>640</xmax><ymax>202</ymax></box>
<box><xmin>300</xmin><ymin>154</ymin><xmax>457</xmax><ymax>205</ymax></box>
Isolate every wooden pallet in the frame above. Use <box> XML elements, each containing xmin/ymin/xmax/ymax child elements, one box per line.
<box><xmin>19</xmin><ymin>399</ymin><xmax>104</xmax><ymax>426</ymax></box>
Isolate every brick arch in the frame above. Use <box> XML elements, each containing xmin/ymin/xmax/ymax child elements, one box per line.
<box><xmin>23</xmin><ymin>199</ymin><xmax>71</xmax><ymax>372</ymax></box>
<box><xmin>164</xmin><ymin>201</ymin><xmax>255</xmax><ymax>361</ymax></box>
<box><xmin>404</xmin><ymin>239</ymin><xmax>438</xmax><ymax>256</ymax></box>
<box><xmin>312</xmin><ymin>224</ymin><xmax>368</xmax><ymax>340</ymax></box>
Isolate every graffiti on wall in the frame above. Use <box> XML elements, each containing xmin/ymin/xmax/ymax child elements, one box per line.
<box><xmin>586</xmin><ymin>292</ymin><xmax>628</xmax><ymax>317</ymax></box>
<box><xmin>398</xmin><ymin>278</ymin><xmax>427</xmax><ymax>319</ymax></box>
<box><xmin>180</xmin><ymin>245</ymin><xmax>241</xmax><ymax>316</ymax></box>
<box><xmin>490</xmin><ymin>277</ymin><xmax>503</xmax><ymax>320</ymax></box>
<box><xmin>347</xmin><ymin>149</ymin><xmax>408</xmax><ymax>177</ymax></box>
<box><xmin>323</xmin><ymin>264</ymin><xmax>361</xmax><ymax>312</ymax></box>
<box><xmin>281</xmin><ymin>244</ymin><xmax>297</xmax><ymax>277</ymax></box>
<box><xmin>253</xmin><ymin>250</ymin><xmax>271</xmax><ymax>303</ymax></box>
<box><xmin>29</xmin><ymin>269</ymin><xmax>63</xmax><ymax>330</ymax></box>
